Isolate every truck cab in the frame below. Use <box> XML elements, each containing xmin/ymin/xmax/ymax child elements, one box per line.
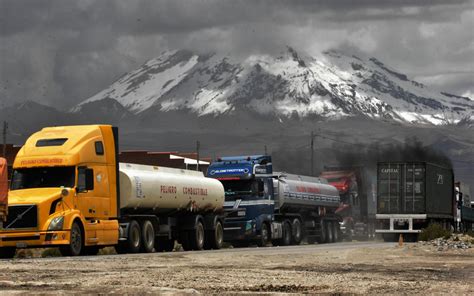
<box><xmin>207</xmin><ymin>155</ymin><xmax>274</xmax><ymax>246</ymax></box>
<box><xmin>320</xmin><ymin>166</ymin><xmax>377</xmax><ymax>240</ymax></box>
<box><xmin>0</xmin><ymin>125</ymin><xmax>120</xmax><ymax>258</ymax></box>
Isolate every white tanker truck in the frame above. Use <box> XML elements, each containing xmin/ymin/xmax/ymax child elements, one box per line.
<box><xmin>117</xmin><ymin>163</ymin><xmax>225</xmax><ymax>253</ymax></box>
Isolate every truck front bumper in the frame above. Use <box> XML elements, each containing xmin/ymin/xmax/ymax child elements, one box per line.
<box><xmin>375</xmin><ymin>214</ymin><xmax>427</xmax><ymax>234</ymax></box>
<box><xmin>0</xmin><ymin>230</ymin><xmax>70</xmax><ymax>248</ymax></box>
<box><xmin>223</xmin><ymin>219</ymin><xmax>257</xmax><ymax>241</ymax></box>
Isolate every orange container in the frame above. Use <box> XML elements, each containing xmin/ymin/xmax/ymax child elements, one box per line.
<box><xmin>0</xmin><ymin>158</ymin><xmax>7</xmax><ymax>222</ymax></box>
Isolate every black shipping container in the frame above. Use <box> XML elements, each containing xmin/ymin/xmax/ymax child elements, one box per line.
<box><xmin>377</xmin><ymin>162</ymin><xmax>453</xmax><ymax>218</ymax></box>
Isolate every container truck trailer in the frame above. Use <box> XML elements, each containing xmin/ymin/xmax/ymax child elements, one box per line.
<box><xmin>320</xmin><ymin>166</ymin><xmax>377</xmax><ymax>241</ymax></box>
<box><xmin>375</xmin><ymin>162</ymin><xmax>474</xmax><ymax>241</ymax></box>
<box><xmin>0</xmin><ymin>125</ymin><xmax>225</xmax><ymax>258</ymax></box>
<box><xmin>0</xmin><ymin>158</ymin><xmax>8</xmax><ymax>229</ymax></box>
<box><xmin>207</xmin><ymin>155</ymin><xmax>341</xmax><ymax>247</ymax></box>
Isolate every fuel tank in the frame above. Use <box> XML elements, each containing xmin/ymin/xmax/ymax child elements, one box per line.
<box><xmin>274</xmin><ymin>173</ymin><xmax>340</xmax><ymax>210</ymax></box>
<box><xmin>119</xmin><ymin>163</ymin><xmax>224</xmax><ymax>214</ymax></box>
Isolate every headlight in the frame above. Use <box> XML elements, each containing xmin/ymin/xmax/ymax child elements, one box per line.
<box><xmin>48</xmin><ymin>216</ymin><xmax>64</xmax><ymax>231</ymax></box>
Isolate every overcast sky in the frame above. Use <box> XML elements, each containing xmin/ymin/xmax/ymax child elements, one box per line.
<box><xmin>0</xmin><ymin>0</ymin><xmax>473</xmax><ymax>110</ymax></box>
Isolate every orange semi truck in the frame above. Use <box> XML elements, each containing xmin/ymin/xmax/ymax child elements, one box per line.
<box><xmin>0</xmin><ymin>125</ymin><xmax>224</xmax><ymax>258</ymax></box>
<box><xmin>0</xmin><ymin>158</ymin><xmax>8</xmax><ymax>229</ymax></box>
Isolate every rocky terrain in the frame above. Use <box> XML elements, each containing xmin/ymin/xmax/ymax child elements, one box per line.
<box><xmin>0</xmin><ymin>242</ymin><xmax>472</xmax><ymax>295</ymax></box>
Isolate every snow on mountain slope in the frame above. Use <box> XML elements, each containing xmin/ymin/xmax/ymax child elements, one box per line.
<box><xmin>75</xmin><ymin>47</ymin><xmax>474</xmax><ymax>125</ymax></box>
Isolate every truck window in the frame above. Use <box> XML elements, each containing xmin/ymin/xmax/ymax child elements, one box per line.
<box><xmin>11</xmin><ymin>167</ymin><xmax>76</xmax><ymax>190</ymax></box>
<box><xmin>220</xmin><ymin>180</ymin><xmax>264</xmax><ymax>197</ymax></box>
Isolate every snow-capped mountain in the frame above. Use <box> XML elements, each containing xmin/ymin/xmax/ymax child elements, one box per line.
<box><xmin>75</xmin><ymin>47</ymin><xmax>473</xmax><ymax>125</ymax></box>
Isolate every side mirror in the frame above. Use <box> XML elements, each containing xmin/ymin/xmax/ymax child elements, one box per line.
<box><xmin>77</xmin><ymin>167</ymin><xmax>94</xmax><ymax>193</ymax></box>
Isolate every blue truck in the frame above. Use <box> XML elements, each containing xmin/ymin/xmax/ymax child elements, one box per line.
<box><xmin>207</xmin><ymin>155</ymin><xmax>341</xmax><ymax>247</ymax></box>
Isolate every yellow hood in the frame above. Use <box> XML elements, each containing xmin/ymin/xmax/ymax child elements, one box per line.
<box><xmin>8</xmin><ymin>188</ymin><xmax>63</xmax><ymax>205</ymax></box>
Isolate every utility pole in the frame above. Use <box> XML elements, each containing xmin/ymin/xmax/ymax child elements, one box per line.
<box><xmin>2</xmin><ymin>121</ymin><xmax>7</xmax><ymax>158</ymax></box>
<box><xmin>196</xmin><ymin>140</ymin><xmax>200</xmax><ymax>172</ymax></box>
<box><xmin>264</xmin><ymin>145</ymin><xmax>268</xmax><ymax>156</ymax></box>
<box><xmin>310</xmin><ymin>131</ymin><xmax>314</xmax><ymax>176</ymax></box>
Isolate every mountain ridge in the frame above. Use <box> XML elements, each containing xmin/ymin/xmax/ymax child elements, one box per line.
<box><xmin>75</xmin><ymin>47</ymin><xmax>473</xmax><ymax>126</ymax></box>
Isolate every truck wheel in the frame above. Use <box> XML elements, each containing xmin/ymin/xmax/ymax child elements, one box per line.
<box><xmin>127</xmin><ymin>220</ymin><xmax>142</xmax><ymax>253</ymax></box>
<box><xmin>205</xmin><ymin>220</ymin><xmax>224</xmax><ymax>250</ymax></box>
<box><xmin>0</xmin><ymin>247</ymin><xmax>16</xmax><ymax>259</ymax></box>
<box><xmin>155</xmin><ymin>238</ymin><xmax>175</xmax><ymax>252</ymax></box>
<box><xmin>333</xmin><ymin>222</ymin><xmax>340</xmax><ymax>242</ymax></box>
<box><xmin>60</xmin><ymin>221</ymin><xmax>83</xmax><ymax>256</ymax></box>
<box><xmin>281</xmin><ymin>221</ymin><xmax>292</xmax><ymax>246</ymax></box>
<box><xmin>189</xmin><ymin>219</ymin><xmax>205</xmax><ymax>250</ymax></box>
<box><xmin>140</xmin><ymin>220</ymin><xmax>155</xmax><ymax>253</ymax></box>
<box><xmin>327</xmin><ymin>221</ymin><xmax>334</xmax><ymax>243</ymax></box>
<box><xmin>291</xmin><ymin>218</ymin><xmax>302</xmax><ymax>245</ymax></box>
<box><xmin>317</xmin><ymin>220</ymin><xmax>327</xmax><ymax>244</ymax></box>
<box><xmin>257</xmin><ymin>222</ymin><xmax>270</xmax><ymax>247</ymax></box>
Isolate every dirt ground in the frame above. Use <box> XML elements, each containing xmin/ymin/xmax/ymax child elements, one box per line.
<box><xmin>0</xmin><ymin>242</ymin><xmax>473</xmax><ymax>295</ymax></box>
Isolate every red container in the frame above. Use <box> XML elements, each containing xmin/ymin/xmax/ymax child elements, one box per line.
<box><xmin>0</xmin><ymin>158</ymin><xmax>7</xmax><ymax>222</ymax></box>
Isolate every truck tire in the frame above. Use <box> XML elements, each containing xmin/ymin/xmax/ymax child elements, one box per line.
<box><xmin>189</xmin><ymin>219</ymin><xmax>205</xmax><ymax>251</ymax></box>
<box><xmin>60</xmin><ymin>221</ymin><xmax>83</xmax><ymax>256</ymax></box>
<box><xmin>126</xmin><ymin>220</ymin><xmax>142</xmax><ymax>253</ymax></box>
<box><xmin>332</xmin><ymin>222</ymin><xmax>340</xmax><ymax>242</ymax></box>
<box><xmin>140</xmin><ymin>220</ymin><xmax>155</xmax><ymax>253</ymax></box>
<box><xmin>205</xmin><ymin>220</ymin><xmax>224</xmax><ymax>250</ymax></box>
<box><xmin>317</xmin><ymin>220</ymin><xmax>327</xmax><ymax>244</ymax></box>
<box><xmin>0</xmin><ymin>247</ymin><xmax>16</xmax><ymax>259</ymax></box>
<box><xmin>281</xmin><ymin>220</ymin><xmax>292</xmax><ymax>246</ymax></box>
<box><xmin>291</xmin><ymin>218</ymin><xmax>302</xmax><ymax>245</ymax></box>
<box><xmin>327</xmin><ymin>221</ymin><xmax>334</xmax><ymax>243</ymax></box>
<box><xmin>155</xmin><ymin>238</ymin><xmax>175</xmax><ymax>252</ymax></box>
<box><xmin>257</xmin><ymin>222</ymin><xmax>270</xmax><ymax>247</ymax></box>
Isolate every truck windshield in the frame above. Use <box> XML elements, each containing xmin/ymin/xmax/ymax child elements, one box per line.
<box><xmin>10</xmin><ymin>167</ymin><xmax>76</xmax><ymax>190</ymax></box>
<box><xmin>220</xmin><ymin>179</ymin><xmax>263</xmax><ymax>198</ymax></box>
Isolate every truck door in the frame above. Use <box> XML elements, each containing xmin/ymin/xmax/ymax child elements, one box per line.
<box><xmin>76</xmin><ymin>164</ymin><xmax>112</xmax><ymax>220</ymax></box>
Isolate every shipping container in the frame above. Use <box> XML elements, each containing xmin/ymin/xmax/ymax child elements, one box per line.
<box><xmin>377</xmin><ymin>162</ymin><xmax>453</xmax><ymax>218</ymax></box>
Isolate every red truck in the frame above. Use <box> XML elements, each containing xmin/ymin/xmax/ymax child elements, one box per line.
<box><xmin>0</xmin><ymin>158</ymin><xmax>7</xmax><ymax>229</ymax></box>
<box><xmin>320</xmin><ymin>166</ymin><xmax>376</xmax><ymax>240</ymax></box>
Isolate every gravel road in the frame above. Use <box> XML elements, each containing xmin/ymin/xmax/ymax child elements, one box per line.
<box><xmin>0</xmin><ymin>242</ymin><xmax>472</xmax><ymax>295</ymax></box>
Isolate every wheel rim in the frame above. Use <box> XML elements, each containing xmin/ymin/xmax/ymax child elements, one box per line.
<box><xmin>71</xmin><ymin>224</ymin><xmax>82</xmax><ymax>255</ymax></box>
<box><xmin>132</xmin><ymin>225</ymin><xmax>140</xmax><ymax>248</ymax></box>
<box><xmin>145</xmin><ymin>223</ymin><xmax>154</xmax><ymax>249</ymax></box>
<box><xmin>215</xmin><ymin>222</ymin><xmax>223</xmax><ymax>247</ymax></box>
<box><xmin>196</xmin><ymin>222</ymin><xmax>204</xmax><ymax>249</ymax></box>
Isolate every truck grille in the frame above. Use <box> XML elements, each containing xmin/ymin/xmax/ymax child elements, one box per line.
<box><xmin>4</xmin><ymin>205</ymin><xmax>38</xmax><ymax>230</ymax></box>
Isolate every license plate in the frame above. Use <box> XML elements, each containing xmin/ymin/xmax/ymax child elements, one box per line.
<box><xmin>237</xmin><ymin>211</ymin><xmax>246</xmax><ymax>217</ymax></box>
<box><xmin>16</xmin><ymin>242</ymin><xmax>28</xmax><ymax>248</ymax></box>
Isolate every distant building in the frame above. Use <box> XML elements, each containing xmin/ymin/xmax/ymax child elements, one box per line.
<box><xmin>119</xmin><ymin>151</ymin><xmax>211</xmax><ymax>173</ymax></box>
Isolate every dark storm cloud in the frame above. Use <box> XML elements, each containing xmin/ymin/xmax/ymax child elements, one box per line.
<box><xmin>0</xmin><ymin>0</ymin><xmax>473</xmax><ymax>109</ymax></box>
